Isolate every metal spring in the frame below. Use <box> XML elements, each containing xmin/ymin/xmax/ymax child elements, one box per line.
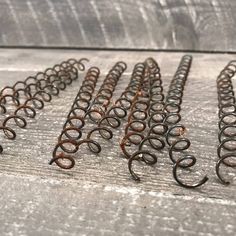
<box><xmin>164</xmin><ymin>55</ymin><xmax>192</xmax><ymax>125</ymax></box>
<box><xmin>0</xmin><ymin>58</ymin><xmax>87</xmax><ymax>153</ymax></box>
<box><xmin>59</xmin><ymin>66</ymin><xmax>100</xmax><ymax>141</ymax></box>
<box><xmin>164</xmin><ymin>55</ymin><xmax>208</xmax><ymax>188</ymax></box>
<box><xmin>101</xmin><ymin>62</ymin><xmax>145</xmax><ymax>126</ymax></box>
<box><xmin>216</xmin><ymin>60</ymin><xmax>236</xmax><ymax>184</ymax></box>
<box><xmin>121</xmin><ymin>55</ymin><xmax>208</xmax><ymax>187</ymax></box>
<box><xmin>49</xmin><ymin>66</ymin><xmax>100</xmax><ymax>169</ymax></box>
<box><xmin>119</xmin><ymin>62</ymin><xmax>146</xmax><ymax>161</ymax></box>
<box><xmin>85</xmin><ymin>62</ymin><xmax>127</xmax><ymax>123</ymax></box>
<box><xmin>47</xmin><ymin>56</ymin><xmax>209</xmax><ymax>188</ymax></box>
<box><xmin>83</xmin><ymin>61</ymin><xmax>127</xmax><ymax>152</ymax></box>
<box><xmin>121</xmin><ymin>58</ymin><xmax>166</xmax><ymax>181</ymax></box>
<box><xmin>50</xmin><ymin>62</ymin><xmax>127</xmax><ymax>169</ymax></box>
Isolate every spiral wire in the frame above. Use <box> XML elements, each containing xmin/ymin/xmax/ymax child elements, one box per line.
<box><xmin>81</xmin><ymin>61</ymin><xmax>127</xmax><ymax>153</ymax></box>
<box><xmin>120</xmin><ymin>58</ymin><xmax>167</xmax><ymax>181</ymax></box>
<box><xmin>164</xmin><ymin>55</ymin><xmax>208</xmax><ymax>188</ymax></box>
<box><xmin>216</xmin><ymin>60</ymin><xmax>236</xmax><ymax>184</ymax></box>
<box><xmin>85</xmin><ymin>62</ymin><xmax>127</xmax><ymax>123</ymax></box>
<box><xmin>49</xmin><ymin>66</ymin><xmax>100</xmax><ymax>169</ymax></box>
<box><xmin>86</xmin><ymin>62</ymin><xmax>146</xmax><ymax>155</ymax></box>
<box><xmin>50</xmin><ymin>62</ymin><xmax>127</xmax><ymax>169</ymax></box>
<box><xmin>0</xmin><ymin>58</ymin><xmax>87</xmax><ymax>153</ymax></box>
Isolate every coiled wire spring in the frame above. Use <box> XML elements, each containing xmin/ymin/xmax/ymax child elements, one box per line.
<box><xmin>216</xmin><ymin>60</ymin><xmax>236</xmax><ymax>184</ymax></box>
<box><xmin>50</xmin><ymin>62</ymin><xmax>127</xmax><ymax>169</ymax></box>
<box><xmin>120</xmin><ymin>58</ymin><xmax>166</xmax><ymax>181</ymax></box>
<box><xmin>0</xmin><ymin>58</ymin><xmax>87</xmax><ymax>153</ymax></box>
<box><xmin>164</xmin><ymin>55</ymin><xmax>208</xmax><ymax>188</ymax></box>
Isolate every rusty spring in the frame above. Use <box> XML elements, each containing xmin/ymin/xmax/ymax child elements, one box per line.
<box><xmin>120</xmin><ymin>58</ymin><xmax>167</xmax><ymax>181</ymax></box>
<box><xmin>86</xmin><ymin>62</ymin><xmax>146</xmax><ymax>153</ymax></box>
<box><xmin>119</xmin><ymin>55</ymin><xmax>209</xmax><ymax>188</ymax></box>
<box><xmin>216</xmin><ymin>60</ymin><xmax>236</xmax><ymax>185</ymax></box>
<box><xmin>0</xmin><ymin>58</ymin><xmax>87</xmax><ymax>153</ymax></box>
<box><xmin>19</xmin><ymin>55</ymin><xmax>229</xmax><ymax>188</ymax></box>
<box><xmin>85</xmin><ymin>61</ymin><xmax>127</xmax><ymax>152</ymax></box>
<box><xmin>49</xmin><ymin>61</ymin><xmax>127</xmax><ymax>169</ymax></box>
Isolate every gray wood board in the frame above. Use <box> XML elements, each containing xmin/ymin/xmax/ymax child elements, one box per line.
<box><xmin>0</xmin><ymin>48</ymin><xmax>235</xmax><ymax>235</ymax></box>
<box><xmin>0</xmin><ymin>0</ymin><xmax>236</xmax><ymax>51</ymax></box>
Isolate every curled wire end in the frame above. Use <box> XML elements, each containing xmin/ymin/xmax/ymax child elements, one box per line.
<box><xmin>173</xmin><ymin>156</ymin><xmax>209</xmax><ymax>188</ymax></box>
<box><xmin>216</xmin><ymin>154</ymin><xmax>236</xmax><ymax>185</ymax></box>
<box><xmin>128</xmin><ymin>150</ymin><xmax>157</xmax><ymax>181</ymax></box>
<box><xmin>49</xmin><ymin>152</ymin><xmax>75</xmax><ymax>169</ymax></box>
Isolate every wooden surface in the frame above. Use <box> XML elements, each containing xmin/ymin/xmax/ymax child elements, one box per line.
<box><xmin>0</xmin><ymin>48</ymin><xmax>235</xmax><ymax>235</ymax></box>
<box><xmin>1</xmin><ymin>0</ymin><xmax>236</xmax><ymax>51</ymax></box>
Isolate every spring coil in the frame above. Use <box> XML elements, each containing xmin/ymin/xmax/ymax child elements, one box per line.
<box><xmin>85</xmin><ymin>62</ymin><xmax>127</xmax><ymax>123</ymax></box>
<box><xmin>120</xmin><ymin>58</ymin><xmax>166</xmax><ymax>181</ymax></box>
<box><xmin>93</xmin><ymin>62</ymin><xmax>146</xmax><ymax>137</ymax></box>
<box><xmin>101</xmin><ymin>62</ymin><xmax>146</xmax><ymax>126</ymax></box>
<box><xmin>119</xmin><ymin>62</ymin><xmax>146</xmax><ymax>161</ymax></box>
<box><xmin>83</xmin><ymin>62</ymin><xmax>127</xmax><ymax>153</ymax></box>
<box><xmin>50</xmin><ymin>62</ymin><xmax>127</xmax><ymax>169</ymax></box>
<box><xmin>49</xmin><ymin>66</ymin><xmax>100</xmax><ymax>169</ymax></box>
<box><xmin>164</xmin><ymin>55</ymin><xmax>208</xmax><ymax>188</ymax></box>
<box><xmin>216</xmin><ymin>60</ymin><xmax>236</xmax><ymax>184</ymax></box>
<box><xmin>0</xmin><ymin>58</ymin><xmax>87</xmax><ymax>153</ymax></box>
<box><xmin>164</xmin><ymin>55</ymin><xmax>192</xmax><ymax>126</ymax></box>
<box><xmin>59</xmin><ymin>66</ymin><xmax>100</xmax><ymax>142</ymax></box>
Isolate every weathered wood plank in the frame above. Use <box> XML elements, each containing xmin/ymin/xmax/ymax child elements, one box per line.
<box><xmin>0</xmin><ymin>49</ymin><xmax>235</xmax><ymax>235</ymax></box>
<box><xmin>0</xmin><ymin>174</ymin><xmax>235</xmax><ymax>236</ymax></box>
<box><xmin>0</xmin><ymin>0</ymin><xmax>236</xmax><ymax>51</ymax></box>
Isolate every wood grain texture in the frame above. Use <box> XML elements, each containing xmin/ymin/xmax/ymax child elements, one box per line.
<box><xmin>0</xmin><ymin>0</ymin><xmax>236</xmax><ymax>51</ymax></box>
<box><xmin>0</xmin><ymin>49</ymin><xmax>235</xmax><ymax>235</ymax></box>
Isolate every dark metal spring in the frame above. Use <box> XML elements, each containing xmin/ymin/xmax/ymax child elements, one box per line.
<box><xmin>50</xmin><ymin>62</ymin><xmax>127</xmax><ymax>169</ymax></box>
<box><xmin>46</xmin><ymin>56</ymin><xmax>210</xmax><ymax>189</ymax></box>
<box><xmin>59</xmin><ymin>66</ymin><xmax>100</xmax><ymax>142</ymax></box>
<box><xmin>0</xmin><ymin>58</ymin><xmax>87</xmax><ymax>153</ymax></box>
<box><xmin>216</xmin><ymin>60</ymin><xmax>236</xmax><ymax>185</ymax></box>
<box><xmin>164</xmin><ymin>55</ymin><xmax>208</xmax><ymax>188</ymax></box>
<box><xmin>119</xmin><ymin>62</ymin><xmax>146</xmax><ymax>161</ymax></box>
<box><xmin>85</xmin><ymin>62</ymin><xmax>127</xmax><ymax>153</ymax></box>
<box><xmin>121</xmin><ymin>55</ymin><xmax>208</xmax><ymax>187</ymax></box>
<box><xmin>85</xmin><ymin>62</ymin><xmax>127</xmax><ymax>123</ymax></box>
<box><xmin>49</xmin><ymin>66</ymin><xmax>100</xmax><ymax>169</ymax></box>
<box><xmin>101</xmin><ymin>62</ymin><xmax>145</xmax><ymax>126</ymax></box>
<box><xmin>86</xmin><ymin>62</ymin><xmax>149</xmax><ymax>153</ymax></box>
<box><xmin>120</xmin><ymin>58</ymin><xmax>166</xmax><ymax>181</ymax></box>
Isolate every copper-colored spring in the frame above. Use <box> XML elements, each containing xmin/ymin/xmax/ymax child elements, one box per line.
<box><xmin>49</xmin><ymin>66</ymin><xmax>100</xmax><ymax>169</ymax></box>
<box><xmin>216</xmin><ymin>60</ymin><xmax>236</xmax><ymax>185</ymax></box>
<box><xmin>0</xmin><ymin>58</ymin><xmax>88</xmax><ymax>153</ymax></box>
